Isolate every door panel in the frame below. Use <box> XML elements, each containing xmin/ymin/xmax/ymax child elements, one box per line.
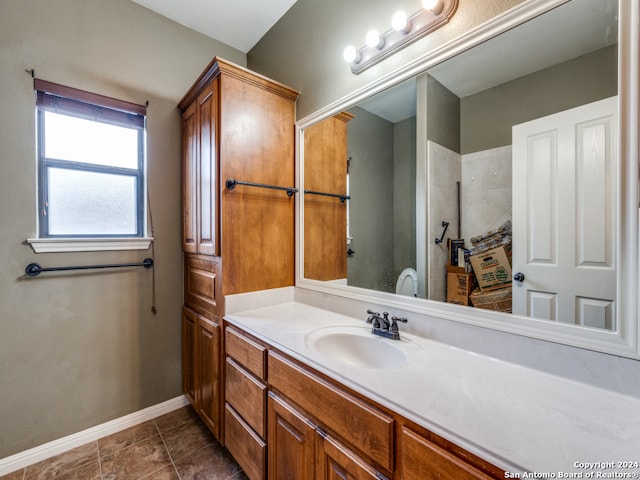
<box><xmin>512</xmin><ymin>97</ymin><xmax>617</xmax><ymax>329</ymax></box>
<box><xmin>267</xmin><ymin>393</ymin><xmax>315</xmax><ymax>480</ymax></box>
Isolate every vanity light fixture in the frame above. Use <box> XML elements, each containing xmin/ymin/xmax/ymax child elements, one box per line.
<box><xmin>422</xmin><ymin>0</ymin><xmax>444</xmax><ymax>15</ymax></box>
<box><xmin>344</xmin><ymin>0</ymin><xmax>457</xmax><ymax>74</ymax></box>
<box><xmin>365</xmin><ymin>29</ymin><xmax>384</xmax><ymax>49</ymax></box>
<box><xmin>391</xmin><ymin>10</ymin><xmax>411</xmax><ymax>34</ymax></box>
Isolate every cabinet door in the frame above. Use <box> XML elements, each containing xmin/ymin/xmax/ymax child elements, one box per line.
<box><xmin>182</xmin><ymin>102</ymin><xmax>198</xmax><ymax>253</ymax></box>
<box><xmin>181</xmin><ymin>307</ymin><xmax>197</xmax><ymax>404</ymax></box>
<box><xmin>269</xmin><ymin>352</ymin><xmax>394</xmax><ymax>471</ymax></box>
<box><xmin>267</xmin><ymin>393</ymin><xmax>316</xmax><ymax>480</ymax></box>
<box><xmin>400</xmin><ymin>426</ymin><xmax>495</xmax><ymax>480</ymax></box>
<box><xmin>196</xmin><ymin>81</ymin><xmax>219</xmax><ymax>256</ymax></box>
<box><xmin>317</xmin><ymin>432</ymin><xmax>387</xmax><ymax>480</ymax></box>
<box><xmin>196</xmin><ymin>314</ymin><xmax>221</xmax><ymax>439</ymax></box>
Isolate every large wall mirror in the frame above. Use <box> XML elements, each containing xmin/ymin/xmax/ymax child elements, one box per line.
<box><xmin>297</xmin><ymin>0</ymin><xmax>639</xmax><ymax>358</ymax></box>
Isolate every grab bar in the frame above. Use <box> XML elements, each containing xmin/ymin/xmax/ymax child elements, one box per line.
<box><xmin>25</xmin><ymin>258</ymin><xmax>154</xmax><ymax>277</ymax></box>
<box><xmin>303</xmin><ymin>190</ymin><xmax>350</xmax><ymax>203</ymax></box>
<box><xmin>434</xmin><ymin>221</ymin><xmax>450</xmax><ymax>245</ymax></box>
<box><xmin>226</xmin><ymin>178</ymin><xmax>298</xmax><ymax>197</ymax></box>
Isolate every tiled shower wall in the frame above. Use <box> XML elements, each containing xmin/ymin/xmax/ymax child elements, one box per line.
<box><xmin>461</xmin><ymin>145</ymin><xmax>512</xmax><ymax>241</ymax></box>
<box><xmin>427</xmin><ymin>142</ymin><xmax>512</xmax><ymax>302</ymax></box>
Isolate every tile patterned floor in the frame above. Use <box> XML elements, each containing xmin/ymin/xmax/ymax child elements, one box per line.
<box><xmin>1</xmin><ymin>406</ymin><xmax>248</xmax><ymax>480</ymax></box>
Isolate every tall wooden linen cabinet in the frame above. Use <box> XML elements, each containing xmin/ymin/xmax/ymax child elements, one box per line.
<box><xmin>178</xmin><ymin>57</ymin><xmax>299</xmax><ymax>441</ymax></box>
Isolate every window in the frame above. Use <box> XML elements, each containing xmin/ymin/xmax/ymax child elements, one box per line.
<box><xmin>30</xmin><ymin>80</ymin><xmax>151</xmax><ymax>252</ymax></box>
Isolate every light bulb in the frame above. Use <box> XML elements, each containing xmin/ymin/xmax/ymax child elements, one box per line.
<box><xmin>422</xmin><ymin>0</ymin><xmax>443</xmax><ymax>14</ymax></box>
<box><xmin>365</xmin><ymin>29</ymin><xmax>384</xmax><ymax>49</ymax></box>
<box><xmin>343</xmin><ymin>45</ymin><xmax>358</xmax><ymax>63</ymax></box>
<box><xmin>392</xmin><ymin>10</ymin><xmax>410</xmax><ymax>33</ymax></box>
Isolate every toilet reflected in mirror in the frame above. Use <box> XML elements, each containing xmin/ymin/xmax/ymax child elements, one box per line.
<box><xmin>396</xmin><ymin>268</ymin><xmax>418</xmax><ymax>297</ymax></box>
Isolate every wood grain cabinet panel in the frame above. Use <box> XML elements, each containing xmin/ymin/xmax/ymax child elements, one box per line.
<box><xmin>184</xmin><ymin>255</ymin><xmax>221</xmax><ymax>318</ymax></box>
<box><xmin>316</xmin><ymin>432</ymin><xmax>387</xmax><ymax>480</ymax></box>
<box><xmin>268</xmin><ymin>352</ymin><xmax>394</xmax><ymax>472</ymax></box>
<box><xmin>182</xmin><ymin>101</ymin><xmax>198</xmax><ymax>253</ymax></box>
<box><xmin>225</xmin><ymin>404</ymin><xmax>266</xmax><ymax>480</ymax></box>
<box><xmin>182</xmin><ymin>306</ymin><xmax>222</xmax><ymax>441</ymax></box>
<box><xmin>267</xmin><ymin>392</ymin><xmax>316</xmax><ymax>480</ymax></box>
<box><xmin>182</xmin><ymin>307</ymin><xmax>197</xmax><ymax>405</ymax></box>
<box><xmin>195</xmin><ymin>82</ymin><xmax>219</xmax><ymax>256</ymax></box>
<box><xmin>225</xmin><ymin>357</ymin><xmax>266</xmax><ymax>437</ymax></box>
<box><xmin>195</xmin><ymin>315</ymin><xmax>221</xmax><ymax>438</ymax></box>
<box><xmin>181</xmin><ymin>80</ymin><xmax>219</xmax><ymax>256</ymax></box>
<box><xmin>400</xmin><ymin>426</ymin><xmax>495</xmax><ymax>480</ymax></box>
<box><xmin>225</xmin><ymin>327</ymin><xmax>266</xmax><ymax>380</ymax></box>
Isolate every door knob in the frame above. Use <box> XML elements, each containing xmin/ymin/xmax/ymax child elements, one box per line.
<box><xmin>513</xmin><ymin>272</ymin><xmax>525</xmax><ymax>282</ymax></box>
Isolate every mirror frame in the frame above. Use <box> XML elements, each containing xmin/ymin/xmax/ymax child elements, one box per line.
<box><xmin>296</xmin><ymin>0</ymin><xmax>640</xmax><ymax>359</ymax></box>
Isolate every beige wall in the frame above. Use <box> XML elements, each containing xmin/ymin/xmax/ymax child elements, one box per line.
<box><xmin>0</xmin><ymin>0</ymin><xmax>244</xmax><ymax>458</ymax></box>
<box><xmin>461</xmin><ymin>45</ymin><xmax>617</xmax><ymax>154</ymax></box>
<box><xmin>248</xmin><ymin>0</ymin><xmax>525</xmax><ymax>119</ymax></box>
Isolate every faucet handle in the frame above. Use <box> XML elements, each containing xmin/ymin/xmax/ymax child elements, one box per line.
<box><xmin>366</xmin><ymin>309</ymin><xmax>380</xmax><ymax>324</ymax></box>
<box><xmin>390</xmin><ymin>316</ymin><xmax>408</xmax><ymax>334</ymax></box>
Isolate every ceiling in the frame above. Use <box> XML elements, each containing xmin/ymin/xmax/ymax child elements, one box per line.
<box><xmin>130</xmin><ymin>0</ymin><xmax>299</xmax><ymax>53</ymax></box>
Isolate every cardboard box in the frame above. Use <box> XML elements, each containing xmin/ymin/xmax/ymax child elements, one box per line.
<box><xmin>447</xmin><ymin>270</ymin><xmax>475</xmax><ymax>306</ymax></box>
<box><xmin>469</xmin><ymin>246</ymin><xmax>512</xmax><ymax>291</ymax></box>
<box><xmin>469</xmin><ymin>286</ymin><xmax>512</xmax><ymax>313</ymax></box>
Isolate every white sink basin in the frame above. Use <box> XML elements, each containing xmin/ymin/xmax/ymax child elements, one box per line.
<box><xmin>304</xmin><ymin>325</ymin><xmax>420</xmax><ymax>369</ymax></box>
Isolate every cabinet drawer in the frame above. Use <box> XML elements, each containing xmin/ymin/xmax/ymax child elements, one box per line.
<box><xmin>225</xmin><ymin>326</ymin><xmax>266</xmax><ymax>380</ymax></box>
<box><xmin>225</xmin><ymin>357</ymin><xmax>266</xmax><ymax>437</ymax></box>
<box><xmin>268</xmin><ymin>352</ymin><xmax>394</xmax><ymax>472</ymax></box>
<box><xmin>184</xmin><ymin>255</ymin><xmax>220</xmax><ymax>317</ymax></box>
<box><xmin>225</xmin><ymin>404</ymin><xmax>266</xmax><ymax>480</ymax></box>
<box><xmin>400</xmin><ymin>426</ymin><xmax>494</xmax><ymax>480</ymax></box>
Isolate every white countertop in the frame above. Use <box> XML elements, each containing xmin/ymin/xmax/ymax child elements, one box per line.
<box><xmin>225</xmin><ymin>301</ymin><xmax>640</xmax><ymax>475</ymax></box>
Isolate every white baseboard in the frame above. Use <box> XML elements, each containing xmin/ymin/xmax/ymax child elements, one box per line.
<box><xmin>0</xmin><ymin>395</ymin><xmax>189</xmax><ymax>476</ymax></box>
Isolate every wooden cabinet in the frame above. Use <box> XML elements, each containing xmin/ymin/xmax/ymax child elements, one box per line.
<box><xmin>268</xmin><ymin>351</ymin><xmax>393</xmax><ymax>479</ymax></box>
<box><xmin>181</xmin><ymin>81</ymin><xmax>219</xmax><ymax>256</ymax></box>
<box><xmin>303</xmin><ymin>112</ymin><xmax>354</xmax><ymax>281</ymax></box>
<box><xmin>399</xmin><ymin>426</ymin><xmax>496</xmax><ymax>479</ymax></box>
<box><xmin>267</xmin><ymin>393</ymin><xmax>316</xmax><ymax>480</ymax></box>
<box><xmin>224</xmin><ymin>322</ymin><xmax>505</xmax><ymax>480</ymax></box>
<box><xmin>267</xmin><ymin>391</ymin><xmax>380</xmax><ymax>480</ymax></box>
<box><xmin>182</xmin><ymin>306</ymin><xmax>221</xmax><ymax>438</ymax></box>
<box><xmin>179</xmin><ymin>57</ymin><xmax>299</xmax><ymax>295</ymax></box>
<box><xmin>224</xmin><ymin>327</ymin><xmax>268</xmax><ymax>480</ymax></box>
<box><xmin>268</xmin><ymin>351</ymin><xmax>394</xmax><ymax>473</ymax></box>
<box><xmin>182</xmin><ymin>254</ymin><xmax>222</xmax><ymax>442</ymax></box>
<box><xmin>179</xmin><ymin>58</ymin><xmax>298</xmax><ymax>444</ymax></box>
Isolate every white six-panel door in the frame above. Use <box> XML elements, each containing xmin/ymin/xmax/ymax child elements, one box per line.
<box><xmin>512</xmin><ymin>97</ymin><xmax>618</xmax><ymax>330</ymax></box>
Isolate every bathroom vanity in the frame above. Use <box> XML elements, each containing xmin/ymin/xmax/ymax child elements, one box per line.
<box><xmin>223</xmin><ymin>301</ymin><xmax>640</xmax><ymax>479</ymax></box>
<box><xmin>223</xmin><ymin>303</ymin><xmax>503</xmax><ymax>479</ymax></box>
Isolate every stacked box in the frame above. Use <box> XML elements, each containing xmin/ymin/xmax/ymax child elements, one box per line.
<box><xmin>469</xmin><ymin>286</ymin><xmax>512</xmax><ymax>312</ymax></box>
<box><xmin>469</xmin><ymin>245</ymin><xmax>512</xmax><ymax>292</ymax></box>
<box><xmin>446</xmin><ymin>266</ymin><xmax>475</xmax><ymax>306</ymax></box>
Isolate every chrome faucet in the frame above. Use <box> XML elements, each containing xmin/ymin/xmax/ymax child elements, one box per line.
<box><xmin>366</xmin><ymin>310</ymin><xmax>408</xmax><ymax>340</ymax></box>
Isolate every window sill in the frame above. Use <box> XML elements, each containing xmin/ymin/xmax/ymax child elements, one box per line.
<box><xmin>26</xmin><ymin>237</ymin><xmax>153</xmax><ymax>253</ymax></box>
